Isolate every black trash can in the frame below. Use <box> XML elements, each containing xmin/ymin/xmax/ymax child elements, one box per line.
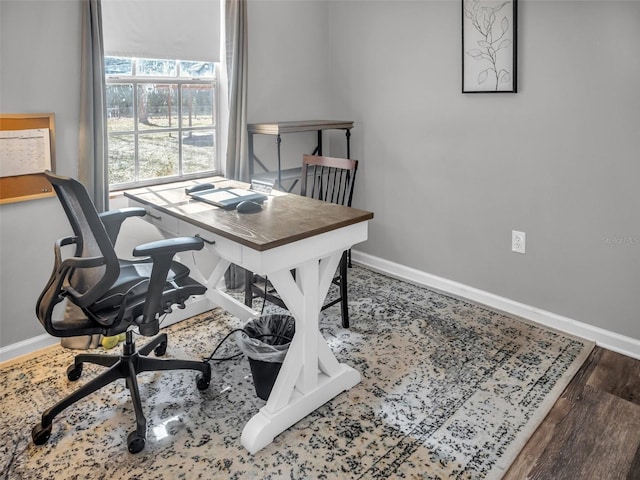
<box><xmin>236</xmin><ymin>314</ymin><xmax>295</xmax><ymax>400</ymax></box>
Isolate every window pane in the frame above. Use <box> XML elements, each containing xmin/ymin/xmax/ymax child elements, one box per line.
<box><xmin>105</xmin><ymin>57</ymin><xmax>132</xmax><ymax>76</ymax></box>
<box><xmin>106</xmin><ymin>84</ymin><xmax>134</xmax><ymax>132</ymax></box>
<box><xmin>105</xmin><ymin>56</ymin><xmax>219</xmax><ymax>189</ymax></box>
<box><xmin>137</xmin><ymin>59</ymin><xmax>177</xmax><ymax>77</ymax></box>
<box><xmin>108</xmin><ymin>134</ymin><xmax>135</xmax><ymax>184</ymax></box>
<box><xmin>181</xmin><ymin>85</ymin><xmax>214</xmax><ymax>128</ymax></box>
<box><xmin>180</xmin><ymin>61</ymin><xmax>214</xmax><ymax>78</ymax></box>
<box><xmin>137</xmin><ymin>84</ymin><xmax>177</xmax><ymax>130</ymax></box>
<box><xmin>182</xmin><ymin>131</ymin><xmax>215</xmax><ymax>174</ymax></box>
<box><xmin>138</xmin><ymin>133</ymin><xmax>178</xmax><ymax>180</ymax></box>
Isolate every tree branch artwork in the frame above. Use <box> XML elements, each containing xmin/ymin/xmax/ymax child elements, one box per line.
<box><xmin>463</xmin><ymin>0</ymin><xmax>516</xmax><ymax>93</ymax></box>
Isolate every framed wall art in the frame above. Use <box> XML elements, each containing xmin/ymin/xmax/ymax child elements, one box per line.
<box><xmin>462</xmin><ymin>0</ymin><xmax>517</xmax><ymax>93</ymax></box>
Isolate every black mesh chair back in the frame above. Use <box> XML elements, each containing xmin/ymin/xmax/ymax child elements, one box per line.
<box><xmin>37</xmin><ymin>172</ymin><xmax>120</xmax><ymax>333</ymax></box>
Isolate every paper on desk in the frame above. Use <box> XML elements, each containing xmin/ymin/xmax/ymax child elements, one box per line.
<box><xmin>0</xmin><ymin>128</ymin><xmax>51</xmax><ymax>177</ymax></box>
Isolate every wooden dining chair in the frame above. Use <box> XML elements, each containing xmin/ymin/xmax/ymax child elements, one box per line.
<box><xmin>244</xmin><ymin>154</ymin><xmax>359</xmax><ymax>328</ymax></box>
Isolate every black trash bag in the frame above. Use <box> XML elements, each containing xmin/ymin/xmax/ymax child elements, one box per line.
<box><xmin>235</xmin><ymin>314</ymin><xmax>295</xmax><ymax>400</ymax></box>
<box><xmin>235</xmin><ymin>314</ymin><xmax>295</xmax><ymax>363</ymax></box>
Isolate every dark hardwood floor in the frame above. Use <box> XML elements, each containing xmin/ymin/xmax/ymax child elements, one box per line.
<box><xmin>504</xmin><ymin>346</ymin><xmax>640</xmax><ymax>480</ymax></box>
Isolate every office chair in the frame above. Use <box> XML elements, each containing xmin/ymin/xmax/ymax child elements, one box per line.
<box><xmin>32</xmin><ymin>171</ymin><xmax>212</xmax><ymax>454</ymax></box>
<box><xmin>245</xmin><ymin>154</ymin><xmax>358</xmax><ymax>328</ymax></box>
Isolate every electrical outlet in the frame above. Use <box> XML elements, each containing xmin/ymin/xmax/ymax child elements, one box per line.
<box><xmin>512</xmin><ymin>230</ymin><xmax>526</xmax><ymax>254</ymax></box>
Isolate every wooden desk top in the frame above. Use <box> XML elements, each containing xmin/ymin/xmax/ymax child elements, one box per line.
<box><xmin>247</xmin><ymin>120</ymin><xmax>354</xmax><ymax>135</ymax></box>
<box><xmin>124</xmin><ymin>177</ymin><xmax>373</xmax><ymax>252</ymax></box>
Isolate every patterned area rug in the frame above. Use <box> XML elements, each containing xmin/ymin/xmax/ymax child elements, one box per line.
<box><xmin>0</xmin><ymin>266</ymin><xmax>593</xmax><ymax>479</ymax></box>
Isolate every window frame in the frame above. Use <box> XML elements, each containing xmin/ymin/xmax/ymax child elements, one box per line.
<box><xmin>105</xmin><ymin>57</ymin><xmax>221</xmax><ymax>191</ymax></box>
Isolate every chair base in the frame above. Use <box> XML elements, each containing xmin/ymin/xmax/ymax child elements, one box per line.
<box><xmin>31</xmin><ymin>331</ymin><xmax>211</xmax><ymax>453</ymax></box>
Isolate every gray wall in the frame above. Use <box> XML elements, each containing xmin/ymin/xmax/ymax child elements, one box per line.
<box><xmin>246</xmin><ymin>0</ymin><xmax>333</xmax><ymax>176</ymax></box>
<box><xmin>0</xmin><ymin>0</ymin><xmax>81</xmax><ymax>347</ymax></box>
<box><xmin>2</xmin><ymin>0</ymin><xmax>639</xmax><ymax>350</ymax></box>
<box><xmin>327</xmin><ymin>0</ymin><xmax>640</xmax><ymax>340</ymax></box>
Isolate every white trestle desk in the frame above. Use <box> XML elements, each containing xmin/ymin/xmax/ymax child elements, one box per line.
<box><xmin>124</xmin><ymin>177</ymin><xmax>373</xmax><ymax>454</ymax></box>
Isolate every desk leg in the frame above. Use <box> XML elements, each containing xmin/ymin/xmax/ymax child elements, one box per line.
<box><xmin>240</xmin><ymin>251</ymin><xmax>361</xmax><ymax>454</ymax></box>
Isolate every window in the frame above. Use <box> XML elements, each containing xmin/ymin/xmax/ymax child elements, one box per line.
<box><xmin>105</xmin><ymin>56</ymin><xmax>219</xmax><ymax>190</ymax></box>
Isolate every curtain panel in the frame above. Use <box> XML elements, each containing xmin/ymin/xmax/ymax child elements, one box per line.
<box><xmin>224</xmin><ymin>0</ymin><xmax>249</xmax><ymax>183</ymax></box>
<box><xmin>78</xmin><ymin>0</ymin><xmax>108</xmax><ymax>212</ymax></box>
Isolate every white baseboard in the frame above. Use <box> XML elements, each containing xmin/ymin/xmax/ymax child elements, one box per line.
<box><xmin>352</xmin><ymin>250</ymin><xmax>640</xmax><ymax>360</ymax></box>
<box><xmin>0</xmin><ymin>334</ymin><xmax>59</xmax><ymax>365</ymax></box>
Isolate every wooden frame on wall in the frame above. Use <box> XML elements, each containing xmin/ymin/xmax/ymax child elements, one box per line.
<box><xmin>462</xmin><ymin>0</ymin><xmax>518</xmax><ymax>93</ymax></box>
<box><xmin>0</xmin><ymin>113</ymin><xmax>56</xmax><ymax>204</ymax></box>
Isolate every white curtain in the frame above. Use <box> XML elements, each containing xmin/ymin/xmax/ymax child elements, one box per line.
<box><xmin>224</xmin><ymin>0</ymin><xmax>249</xmax><ymax>183</ymax></box>
<box><xmin>78</xmin><ymin>0</ymin><xmax>108</xmax><ymax>212</ymax></box>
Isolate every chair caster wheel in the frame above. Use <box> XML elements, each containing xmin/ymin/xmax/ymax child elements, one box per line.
<box><xmin>32</xmin><ymin>423</ymin><xmax>52</xmax><ymax>445</ymax></box>
<box><xmin>154</xmin><ymin>341</ymin><xmax>167</xmax><ymax>357</ymax></box>
<box><xmin>196</xmin><ymin>363</ymin><xmax>211</xmax><ymax>391</ymax></box>
<box><xmin>127</xmin><ymin>430</ymin><xmax>146</xmax><ymax>454</ymax></box>
<box><xmin>66</xmin><ymin>363</ymin><xmax>83</xmax><ymax>381</ymax></box>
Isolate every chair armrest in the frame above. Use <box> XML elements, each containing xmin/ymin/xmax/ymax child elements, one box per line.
<box><xmin>132</xmin><ymin>236</ymin><xmax>204</xmax><ymax>258</ymax></box>
<box><xmin>131</xmin><ymin>236</ymin><xmax>205</xmax><ymax>335</ymax></box>
<box><xmin>99</xmin><ymin>207</ymin><xmax>146</xmax><ymax>245</ymax></box>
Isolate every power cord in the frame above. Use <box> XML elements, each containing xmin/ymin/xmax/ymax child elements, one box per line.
<box><xmin>203</xmin><ymin>328</ymin><xmax>245</xmax><ymax>362</ymax></box>
<box><xmin>203</xmin><ymin>327</ymin><xmax>293</xmax><ymax>364</ymax></box>
<box><xmin>129</xmin><ymin>316</ymin><xmax>245</xmax><ymax>364</ymax></box>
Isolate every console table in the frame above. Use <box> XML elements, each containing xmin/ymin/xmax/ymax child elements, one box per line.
<box><xmin>248</xmin><ymin>120</ymin><xmax>354</xmax><ymax>190</ymax></box>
